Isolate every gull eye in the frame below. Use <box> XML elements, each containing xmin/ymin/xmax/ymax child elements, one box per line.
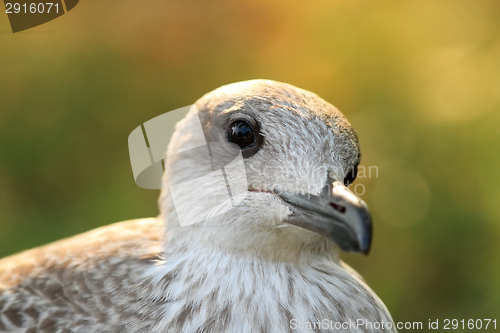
<box><xmin>343</xmin><ymin>165</ymin><xmax>358</xmax><ymax>186</ymax></box>
<box><xmin>227</xmin><ymin>120</ymin><xmax>255</xmax><ymax>149</ymax></box>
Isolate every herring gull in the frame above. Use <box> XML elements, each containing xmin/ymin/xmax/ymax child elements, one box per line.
<box><xmin>0</xmin><ymin>80</ymin><xmax>396</xmax><ymax>332</ymax></box>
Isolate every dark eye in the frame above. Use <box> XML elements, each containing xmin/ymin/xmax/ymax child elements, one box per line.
<box><xmin>227</xmin><ymin>120</ymin><xmax>256</xmax><ymax>149</ymax></box>
<box><xmin>343</xmin><ymin>165</ymin><xmax>358</xmax><ymax>186</ymax></box>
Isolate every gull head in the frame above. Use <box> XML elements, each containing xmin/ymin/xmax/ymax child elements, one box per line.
<box><xmin>159</xmin><ymin>80</ymin><xmax>371</xmax><ymax>261</ymax></box>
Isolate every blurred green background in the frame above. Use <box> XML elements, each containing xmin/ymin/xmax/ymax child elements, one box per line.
<box><xmin>1</xmin><ymin>0</ymin><xmax>499</xmax><ymax>330</ymax></box>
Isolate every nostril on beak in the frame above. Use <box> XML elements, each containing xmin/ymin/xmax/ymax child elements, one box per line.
<box><xmin>329</xmin><ymin>202</ymin><xmax>346</xmax><ymax>213</ymax></box>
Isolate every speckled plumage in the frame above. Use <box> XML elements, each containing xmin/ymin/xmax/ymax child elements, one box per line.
<box><xmin>0</xmin><ymin>220</ymin><xmax>163</xmax><ymax>332</ymax></box>
<box><xmin>0</xmin><ymin>80</ymin><xmax>396</xmax><ymax>333</ymax></box>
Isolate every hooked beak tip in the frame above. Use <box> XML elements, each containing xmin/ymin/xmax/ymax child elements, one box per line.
<box><xmin>278</xmin><ymin>182</ymin><xmax>373</xmax><ymax>255</ymax></box>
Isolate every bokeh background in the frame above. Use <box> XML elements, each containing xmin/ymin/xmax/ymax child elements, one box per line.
<box><xmin>1</xmin><ymin>0</ymin><xmax>499</xmax><ymax>330</ymax></box>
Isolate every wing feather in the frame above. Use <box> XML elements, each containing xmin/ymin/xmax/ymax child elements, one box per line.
<box><xmin>0</xmin><ymin>219</ymin><xmax>163</xmax><ymax>332</ymax></box>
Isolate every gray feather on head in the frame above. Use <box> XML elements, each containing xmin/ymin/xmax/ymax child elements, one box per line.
<box><xmin>156</xmin><ymin>79</ymin><xmax>368</xmax><ymax>258</ymax></box>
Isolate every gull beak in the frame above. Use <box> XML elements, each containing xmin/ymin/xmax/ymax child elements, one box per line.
<box><xmin>279</xmin><ymin>180</ymin><xmax>372</xmax><ymax>254</ymax></box>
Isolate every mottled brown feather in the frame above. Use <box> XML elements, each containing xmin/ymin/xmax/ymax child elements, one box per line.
<box><xmin>0</xmin><ymin>219</ymin><xmax>164</xmax><ymax>332</ymax></box>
